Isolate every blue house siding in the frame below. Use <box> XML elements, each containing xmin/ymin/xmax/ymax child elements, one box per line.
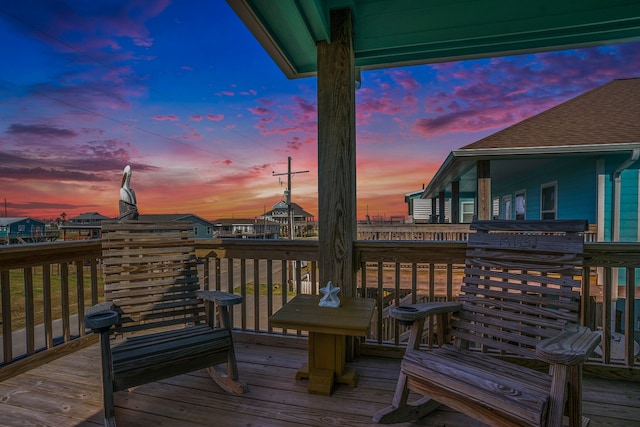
<box><xmin>0</xmin><ymin>218</ymin><xmax>46</xmax><ymax>241</ymax></box>
<box><xmin>491</xmin><ymin>157</ymin><xmax>598</xmax><ymax>223</ymax></box>
<box><xmin>619</xmin><ymin>168</ymin><xmax>639</xmax><ymax>242</ymax></box>
<box><xmin>555</xmin><ymin>158</ymin><xmax>597</xmax><ymax>221</ymax></box>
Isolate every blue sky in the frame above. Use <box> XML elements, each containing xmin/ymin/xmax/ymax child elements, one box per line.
<box><xmin>1</xmin><ymin>0</ymin><xmax>640</xmax><ymax>221</ymax></box>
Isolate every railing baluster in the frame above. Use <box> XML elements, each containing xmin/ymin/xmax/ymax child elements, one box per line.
<box><xmin>1</xmin><ymin>270</ymin><xmax>12</xmax><ymax>363</ymax></box>
<box><xmin>61</xmin><ymin>262</ymin><xmax>70</xmax><ymax>342</ymax></box>
<box><xmin>43</xmin><ymin>263</ymin><xmax>53</xmax><ymax>349</ymax></box>
<box><xmin>394</xmin><ymin>262</ymin><xmax>401</xmax><ymax>346</ymax></box>
<box><xmin>90</xmin><ymin>259</ymin><xmax>99</xmax><ymax>306</ymax></box>
<box><xmin>76</xmin><ymin>262</ymin><xmax>85</xmax><ymax>336</ymax></box>
<box><xmin>253</xmin><ymin>259</ymin><xmax>260</xmax><ymax>332</ymax></box>
<box><xmin>240</xmin><ymin>259</ymin><xmax>246</xmax><ymax>330</ymax></box>
<box><xmin>281</xmin><ymin>260</ymin><xmax>288</xmax><ymax>335</ymax></box>
<box><xmin>377</xmin><ymin>262</ymin><xmax>383</xmax><ymax>344</ymax></box>
<box><xmin>602</xmin><ymin>267</ymin><xmax>613</xmax><ymax>364</ymax></box>
<box><xmin>624</xmin><ymin>267</ymin><xmax>636</xmax><ymax>366</ymax></box>
<box><xmin>267</xmin><ymin>260</ymin><xmax>274</xmax><ymax>334</ymax></box>
<box><xmin>24</xmin><ymin>267</ymin><xmax>35</xmax><ymax>354</ymax></box>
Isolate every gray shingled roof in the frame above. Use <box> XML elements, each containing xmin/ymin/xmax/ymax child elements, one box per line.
<box><xmin>424</xmin><ymin>78</ymin><xmax>640</xmax><ymax>199</ymax></box>
<box><xmin>461</xmin><ymin>78</ymin><xmax>640</xmax><ymax>150</ymax></box>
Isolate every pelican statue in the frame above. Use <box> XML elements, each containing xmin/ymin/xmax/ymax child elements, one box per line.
<box><xmin>120</xmin><ymin>165</ymin><xmax>137</xmax><ymax>204</ymax></box>
<box><xmin>118</xmin><ymin>165</ymin><xmax>139</xmax><ymax>220</ymax></box>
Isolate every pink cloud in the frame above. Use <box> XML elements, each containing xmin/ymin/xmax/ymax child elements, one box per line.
<box><xmin>206</xmin><ymin>113</ymin><xmax>224</xmax><ymax>121</ymax></box>
<box><xmin>190</xmin><ymin>115</ymin><xmax>203</xmax><ymax>121</ymax></box>
<box><xmin>389</xmin><ymin>69</ymin><xmax>420</xmax><ymax>91</ymax></box>
<box><xmin>248</xmin><ymin>106</ymin><xmax>271</xmax><ymax>116</ymax></box>
<box><xmin>153</xmin><ymin>115</ymin><xmax>179</xmax><ymax>121</ymax></box>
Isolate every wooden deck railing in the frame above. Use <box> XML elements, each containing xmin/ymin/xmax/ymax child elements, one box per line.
<box><xmin>0</xmin><ymin>240</ymin><xmax>102</xmax><ymax>379</ymax></box>
<box><xmin>1</xmin><ymin>235</ymin><xmax>638</xmax><ymax>381</ymax></box>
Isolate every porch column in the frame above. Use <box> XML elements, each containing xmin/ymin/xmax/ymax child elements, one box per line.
<box><xmin>438</xmin><ymin>191</ymin><xmax>446</xmax><ymax>223</ymax></box>
<box><xmin>451</xmin><ymin>181</ymin><xmax>460</xmax><ymax>224</ymax></box>
<box><xmin>317</xmin><ymin>8</ymin><xmax>356</xmax><ymax>296</ymax></box>
<box><xmin>477</xmin><ymin>160</ymin><xmax>491</xmax><ymax>220</ymax></box>
<box><xmin>431</xmin><ymin>198</ymin><xmax>437</xmax><ymax>223</ymax></box>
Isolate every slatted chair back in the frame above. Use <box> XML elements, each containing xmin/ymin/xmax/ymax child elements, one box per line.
<box><xmin>451</xmin><ymin>220</ymin><xmax>587</xmax><ymax>357</ymax></box>
<box><xmin>101</xmin><ymin>220</ymin><xmax>205</xmax><ymax>335</ymax></box>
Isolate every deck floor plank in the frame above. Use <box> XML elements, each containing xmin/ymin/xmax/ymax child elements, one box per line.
<box><xmin>0</xmin><ymin>341</ymin><xmax>638</xmax><ymax>426</ymax></box>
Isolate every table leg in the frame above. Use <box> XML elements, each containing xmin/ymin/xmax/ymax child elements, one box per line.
<box><xmin>296</xmin><ymin>332</ymin><xmax>359</xmax><ymax>395</ymax></box>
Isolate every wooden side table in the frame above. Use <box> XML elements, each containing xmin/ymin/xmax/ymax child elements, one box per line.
<box><xmin>269</xmin><ymin>294</ymin><xmax>376</xmax><ymax>395</ymax></box>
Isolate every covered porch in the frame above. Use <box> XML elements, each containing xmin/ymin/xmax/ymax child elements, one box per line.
<box><xmin>3</xmin><ymin>1</ymin><xmax>640</xmax><ymax>426</ymax></box>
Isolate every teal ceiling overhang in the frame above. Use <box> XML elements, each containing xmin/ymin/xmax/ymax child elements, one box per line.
<box><xmin>227</xmin><ymin>0</ymin><xmax>640</xmax><ymax>79</ymax></box>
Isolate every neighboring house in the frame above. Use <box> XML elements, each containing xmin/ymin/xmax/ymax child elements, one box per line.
<box><xmin>62</xmin><ymin>212</ymin><xmax>113</xmax><ymax>240</ymax></box>
<box><xmin>211</xmin><ymin>218</ymin><xmax>281</xmax><ymax>239</ymax></box>
<box><xmin>68</xmin><ymin>212</ymin><xmax>112</xmax><ymax>225</ymax></box>
<box><xmin>405</xmin><ymin>189</ymin><xmax>449</xmax><ymax>223</ymax></box>
<box><xmin>0</xmin><ymin>217</ymin><xmax>46</xmax><ymax>244</ymax></box>
<box><xmin>421</xmin><ymin>78</ymin><xmax>640</xmax><ymax>245</ymax></box>
<box><xmin>262</xmin><ymin>201</ymin><xmax>315</xmax><ymax>224</ymax></box>
<box><xmin>138</xmin><ymin>214</ymin><xmax>215</xmax><ymax>239</ymax></box>
<box><xmin>261</xmin><ymin>201</ymin><xmax>316</xmax><ymax>237</ymax></box>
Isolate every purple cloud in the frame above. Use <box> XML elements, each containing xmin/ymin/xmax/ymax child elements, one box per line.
<box><xmin>6</xmin><ymin>123</ymin><xmax>77</xmax><ymax>138</ymax></box>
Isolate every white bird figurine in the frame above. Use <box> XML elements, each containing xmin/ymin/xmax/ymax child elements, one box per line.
<box><xmin>120</xmin><ymin>165</ymin><xmax>137</xmax><ymax>205</ymax></box>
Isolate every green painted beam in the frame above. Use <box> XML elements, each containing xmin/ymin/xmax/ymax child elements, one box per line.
<box><xmin>228</xmin><ymin>0</ymin><xmax>640</xmax><ymax>78</ymax></box>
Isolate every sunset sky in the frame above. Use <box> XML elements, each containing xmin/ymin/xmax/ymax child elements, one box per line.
<box><xmin>2</xmin><ymin>1</ymin><xmax>640</xmax><ymax>222</ymax></box>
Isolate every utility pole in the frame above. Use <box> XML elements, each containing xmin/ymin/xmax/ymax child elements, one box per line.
<box><xmin>272</xmin><ymin>156</ymin><xmax>309</xmax><ymax>240</ymax></box>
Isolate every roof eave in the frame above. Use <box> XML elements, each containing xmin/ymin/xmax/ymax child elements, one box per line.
<box><xmin>422</xmin><ymin>142</ymin><xmax>640</xmax><ymax>199</ymax></box>
<box><xmin>226</xmin><ymin>0</ymin><xmax>308</xmax><ymax>79</ymax></box>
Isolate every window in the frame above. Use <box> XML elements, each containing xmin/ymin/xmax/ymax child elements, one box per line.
<box><xmin>503</xmin><ymin>195</ymin><xmax>512</xmax><ymax>220</ymax></box>
<box><xmin>461</xmin><ymin>201</ymin><xmax>474</xmax><ymax>223</ymax></box>
<box><xmin>515</xmin><ymin>190</ymin><xmax>526</xmax><ymax>220</ymax></box>
<box><xmin>194</xmin><ymin>226</ymin><xmax>199</xmax><ymax>236</ymax></box>
<box><xmin>492</xmin><ymin>197</ymin><xmax>500</xmax><ymax>220</ymax></box>
<box><xmin>541</xmin><ymin>182</ymin><xmax>557</xmax><ymax>220</ymax></box>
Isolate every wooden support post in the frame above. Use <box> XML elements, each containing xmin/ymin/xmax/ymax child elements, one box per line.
<box><xmin>477</xmin><ymin>160</ymin><xmax>491</xmax><ymax>220</ymax></box>
<box><xmin>317</xmin><ymin>8</ymin><xmax>356</xmax><ymax>297</ymax></box>
<box><xmin>451</xmin><ymin>181</ymin><xmax>460</xmax><ymax>224</ymax></box>
<box><xmin>438</xmin><ymin>191</ymin><xmax>446</xmax><ymax>223</ymax></box>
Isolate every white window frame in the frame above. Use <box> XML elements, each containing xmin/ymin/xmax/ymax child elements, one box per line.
<box><xmin>503</xmin><ymin>195</ymin><xmax>512</xmax><ymax>220</ymax></box>
<box><xmin>492</xmin><ymin>197</ymin><xmax>500</xmax><ymax>220</ymax></box>
<box><xmin>461</xmin><ymin>201</ymin><xmax>474</xmax><ymax>223</ymax></box>
<box><xmin>515</xmin><ymin>190</ymin><xmax>526</xmax><ymax>220</ymax></box>
<box><xmin>540</xmin><ymin>181</ymin><xmax>558</xmax><ymax>220</ymax></box>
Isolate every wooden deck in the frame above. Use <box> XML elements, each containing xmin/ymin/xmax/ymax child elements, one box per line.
<box><xmin>1</xmin><ymin>340</ymin><xmax>639</xmax><ymax>427</ymax></box>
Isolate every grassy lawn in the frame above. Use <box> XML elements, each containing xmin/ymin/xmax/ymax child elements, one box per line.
<box><xmin>2</xmin><ymin>265</ymin><xmax>104</xmax><ymax>331</ymax></box>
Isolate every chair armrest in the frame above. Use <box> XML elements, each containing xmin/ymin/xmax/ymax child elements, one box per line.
<box><xmin>536</xmin><ymin>324</ymin><xmax>601</xmax><ymax>365</ymax></box>
<box><xmin>390</xmin><ymin>302</ymin><xmax>462</xmax><ymax>326</ymax></box>
<box><xmin>85</xmin><ymin>302</ymin><xmax>119</xmax><ymax>332</ymax></box>
<box><xmin>197</xmin><ymin>290</ymin><xmax>242</xmax><ymax>306</ymax></box>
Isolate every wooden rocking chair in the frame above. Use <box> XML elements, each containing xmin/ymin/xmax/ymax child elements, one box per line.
<box><xmin>85</xmin><ymin>221</ymin><xmax>247</xmax><ymax>427</ymax></box>
<box><xmin>374</xmin><ymin>220</ymin><xmax>600</xmax><ymax>427</ymax></box>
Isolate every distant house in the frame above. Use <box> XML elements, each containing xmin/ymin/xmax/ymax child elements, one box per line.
<box><xmin>421</xmin><ymin>78</ymin><xmax>640</xmax><ymax>244</ymax></box>
<box><xmin>138</xmin><ymin>214</ymin><xmax>215</xmax><ymax>239</ymax></box>
<box><xmin>404</xmin><ymin>189</ymin><xmax>449</xmax><ymax>224</ymax></box>
<box><xmin>62</xmin><ymin>212</ymin><xmax>113</xmax><ymax>240</ymax></box>
<box><xmin>0</xmin><ymin>217</ymin><xmax>46</xmax><ymax>244</ymax></box>
<box><xmin>68</xmin><ymin>212</ymin><xmax>112</xmax><ymax>225</ymax></box>
<box><xmin>211</xmin><ymin>218</ymin><xmax>281</xmax><ymax>239</ymax></box>
<box><xmin>261</xmin><ymin>201</ymin><xmax>315</xmax><ymax>237</ymax></box>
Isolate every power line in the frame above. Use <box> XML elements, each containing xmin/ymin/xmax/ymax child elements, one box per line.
<box><xmin>272</xmin><ymin>156</ymin><xmax>309</xmax><ymax>239</ymax></box>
